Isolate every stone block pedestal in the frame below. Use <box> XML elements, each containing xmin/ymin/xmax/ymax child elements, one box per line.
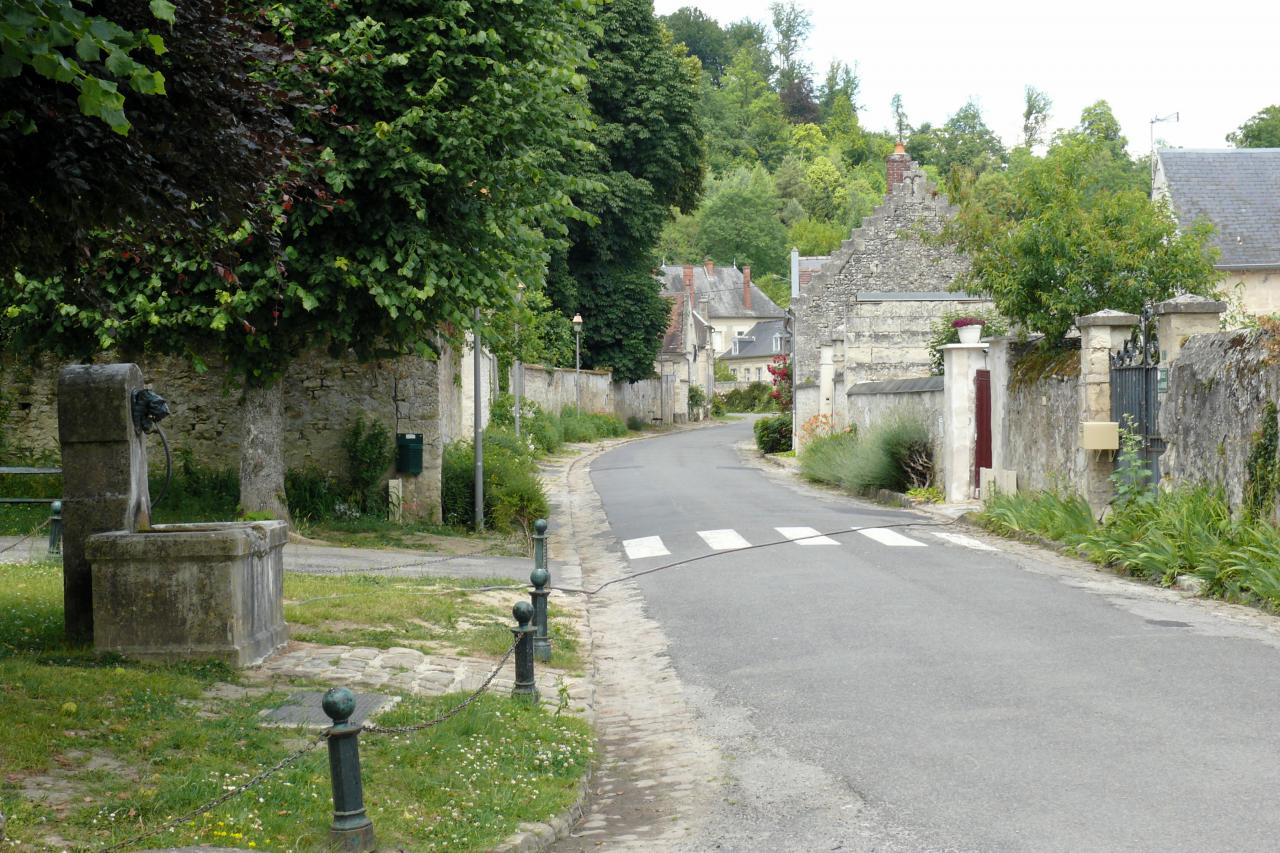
<box><xmin>86</xmin><ymin>521</ymin><xmax>289</xmax><ymax>666</ymax></box>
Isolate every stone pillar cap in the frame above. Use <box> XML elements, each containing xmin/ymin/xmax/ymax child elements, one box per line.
<box><xmin>1154</xmin><ymin>293</ymin><xmax>1228</xmax><ymax>315</ymax></box>
<box><xmin>1075</xmin><ymin>309</ymin><xmax>1139</xmax><ymax>328</ymax></box>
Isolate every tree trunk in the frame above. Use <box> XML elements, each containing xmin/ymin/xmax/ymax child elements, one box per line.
<box><xmin>239</xmin><ymin>381</ymin><xmax>291</xmax><ymax>523</ymax></box>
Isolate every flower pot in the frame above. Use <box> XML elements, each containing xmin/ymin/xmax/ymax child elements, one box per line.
<box><xmin>957</xmin><ymin>324</ymin><xmax>983</xmax><ymax>344</ymax></box>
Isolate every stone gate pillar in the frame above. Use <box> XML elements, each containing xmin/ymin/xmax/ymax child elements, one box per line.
<box><xmin>57</xmin><ymin>364</ymin><xmax>150</xmax><ymax>643</ymax></box>
<box><xmin>941</xmin><ymin>342</ymin><xmax>989</xmax><ymax>502</ymax></box>
<box><xmin>1076</xmin><ymin>310</ymin><xmax>1138</xmax><ymax>517</ymax></box>
<box><xmin>1155</xmin><ymin>294</ymin><xmax>1227</xmax><ymax>364</ymax></box>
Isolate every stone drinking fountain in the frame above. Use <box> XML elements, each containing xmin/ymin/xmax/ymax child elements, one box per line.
<box><xmin>58</xmin><ymin>363</ymin><xmax>288</xmax><ymax>665</ymax></box>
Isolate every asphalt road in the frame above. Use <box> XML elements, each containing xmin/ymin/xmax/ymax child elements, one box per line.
<box><xmin>588</xmin><ymin>418</ymin><xmax>1280</xmax><ymax>852</ymax></box>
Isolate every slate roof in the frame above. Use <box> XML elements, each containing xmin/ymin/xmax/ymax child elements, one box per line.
<box><xmin>720</xmin><ymin>319</ymin><xmax>790</xmax><ymax>361</ymax></box>
<box><xmin>658</xmin><ymin>294</ymin><xmax>711</xmax><ymax>356</ymax></box>
<box><xmin>658</xmin><ymin>265</ymin><xmax>785</xmax><ymax>319</ymax></box>
<box><xmin>1157</xmin><ymin>148</ymin><xmax>1280</xmax><ymax>268</ymax></box>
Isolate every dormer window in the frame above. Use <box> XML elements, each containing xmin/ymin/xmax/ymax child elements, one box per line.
<box><xmin>772</xmin><ymin>334</ymin><xmax>782</xmax><ymax>352</ymax></box>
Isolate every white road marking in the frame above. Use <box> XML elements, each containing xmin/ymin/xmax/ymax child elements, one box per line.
<box><xmin>930</xmin><ymin>531</ymin><xmax>999</xmax><ymax>551</ymax></box>
<box><xmin>857</xmin><ymin>527</ymin><xmax>927</xmax><ymax>547</ymax></box>
<box><xmin>622</xmin><ymin>536</ymin><xmax>670</xmax><ymax>559</ymax></box>
<box><xmin>776</xmin><ymin>526</ymin><xmax>838</xmax><ymax>545</ymax></box>
<box><xmin>698</xmin><ymin>529</ymin><xmax>752</xmax><ymax>550</ymax></box>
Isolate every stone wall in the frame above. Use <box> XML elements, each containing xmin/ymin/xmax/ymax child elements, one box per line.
<box><xmin>843</xmin><ymin>298</ymin><xmax>988</xmax><ymax>384</ymax></box>
<box><xmin>1003</xmin><ymin>359</ymin><xmax>1082</xmax><ymax>495</ymax></box>
<box><xmin>0</xmin><ymin>343</ymin><xmax>502</xmax><ymax>522</ymax></box>
<box><xmin>519</xmin><ymin>364</ymin><xmax>615</xmax><ymax>415</ymax></box>
<box><xmin>1160</xmin><ymin>329</ymin><xmax>1278</xmax><ymax>510</ymax></box>
<box><xmin>846</xmin><ymin>376</ymin><xmax>944</xmax><ymax>469</ymax></box>
<box><xmin>515</xmin><ymin>364</ymin><xmax>688</xmax><ymax>425</ymax></box>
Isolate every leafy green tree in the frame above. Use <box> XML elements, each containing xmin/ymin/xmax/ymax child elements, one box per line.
<box><xmin>724</xmin><ymin>18</ymin><xmax>773</xmax><ymax>80</ymax></box>
<box><xmin>948</xmin><ymin>123</ymin><xmax>1219</xmax><ymax>344</ymax></box>
<box><xmin>787</xmin><ymin>217</ymin><xmax>845</xmax><ymax>256</ymax></box>
<box><xmin>0</xmin><ymin>0</ymin><xmax>173</xmax><ymax>133</ymax></box>
<box><xmin>802</xmin><ymin>156</ymin><xmax>850</xmax><ymax>222</ymax></box>
<box><xmin>936</xmin><ymin>99</ymin><xmax>1006</xmax><ymax>177</ymax></box>
<box><xmin>550</xmin><ymin>0</ymin><xmax>705</xmax><ymax>382</ymax></box>
<box><xmin>661</xmin><ymin>6</ymin><xmax>730</xmax><ymax>82</ymax></box>
<box><xmin>3</xmin><ymin>0</ymin><xmax>599</xmax><ymax>516</ymax></box>
<box><xmin>890</xmin><ymin>92</ymin><xmax>909</xmax><ymax>141</ymax></box>
<box><xmin>1</xmin><ymin>0</ymin><xmax>298</xmax><ymax>280</ymax></box>
<box><xmin>705</xmin><ymin>48</ymin><xmax>790</xmax><ymax>169</ymax></box>
<box><xmin>770</xmin><ymin>1</ymin><xmax>816</xmax><ymax>122</ymax></box>
<box><xmin>1021</xmin><ymin>85</ymin><xmax>1052</xmax><ymax>149</ymax></box>
<box><xmin>1227</xmin><ymin>105</ymin><xmax>1280</xmax><ymax>148</ymax></box>
<box><xmin>697</xmin><ymin>165</ymin><xmax>787</xmax><ymax>276</ymax></box>
<box><xmin>818</xmin><ymin>60</ymin><xmax>859</xmax><ymax>122</ymax></box>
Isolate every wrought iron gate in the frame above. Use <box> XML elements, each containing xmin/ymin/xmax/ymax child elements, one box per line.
<box><xmin>1109</xmin><ymin>315</ymin><xmax>1164</xmax><ymax>485</ymax></box>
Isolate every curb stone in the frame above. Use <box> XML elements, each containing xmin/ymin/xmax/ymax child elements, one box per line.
<box><xmin>486</xmin><ymin>428</ymin><xmax>689</xmax><ymax>853</ymax></box>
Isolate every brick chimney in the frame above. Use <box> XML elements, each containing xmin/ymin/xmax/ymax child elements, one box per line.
<box><xmin>741</xmin><ymin>265</ymin><xmax>752</xmax><ymax>310</ymax></box>
<box><xmin>683</xmin><ymin>264</ymin><xmax>694</xmax><ymax>297</ymax></box>
<box><xmin>886</xmin><ymin>141</ymin><xmax>912</xmax><ymax>192</ymax></box>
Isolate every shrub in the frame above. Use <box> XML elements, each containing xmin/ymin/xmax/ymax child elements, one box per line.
<box><xmin>286</xmin><ymin>467</ymin><xmax>345</xmax><ymax>522</ymax></box>
<box><xmin>687</xmin><ymin>384</ymin><xmax>706</xmax><ymax>414</ymax></box>
<box><xmin>798</xmin><ymin>410</ymin><xmax>933</xmax><ymax>494</ymax></box>
<box><xmin>526</xmin><ymin>408</ymin><xmax>564</xmax><ymax>455</ymax></box>
<box><xmin>441</xmin><ymin>429</ymin><xmax>549</xmax><ymax>535</ymax></box>
<box><xmin>754</xmin><ymin>413</ymin><xmax>792</xmax><ymax>453</ymax></box>
<box><xmin>342</xmin><ymin>416</ymin><xmax>394</xmax><ymax>512</ymax></box>
<box><xmin>721</xmin><ymin>382</ymin><xmax>776</xmax><ymax>413</ymax></box>
<box><xmin>559</xmin><ymin>406</ymin><xmax>626</xmax><ymax>443</ymax></box>
<box><xmin>626</xmin><ymin>415</ymin><xmax>645</xmax><ymax>431</ymax></box>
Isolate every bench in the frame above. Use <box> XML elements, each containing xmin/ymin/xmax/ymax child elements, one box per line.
<box><xmin>0</xmin><ymin>466</ymin><xmax>64</xmax><ymax>553</ymax></box>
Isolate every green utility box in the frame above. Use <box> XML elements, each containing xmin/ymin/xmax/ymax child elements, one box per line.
<box><xmin>396</xmin><ymin>433</ymin><xmax>423</xmax><ymax>475</ymax></box>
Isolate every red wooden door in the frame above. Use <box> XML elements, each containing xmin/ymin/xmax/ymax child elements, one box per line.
<box><xmin>974</xmin><ymin>369</ymin><xmax>993</xmax><ymax>494</ymax></box>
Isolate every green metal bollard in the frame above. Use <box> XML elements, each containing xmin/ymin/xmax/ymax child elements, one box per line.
<box><xmin>530</xmin><ymin>518</ymin><xmax>551</xmax><ymax>661</ymax></box>
<box><xmin>530</xmin><ymin>564</ymin><xmax>551</xmax><ymax>663</ymax></box>
<box><xmin>47</xmin><ymin>501</ymin><xmax>62</xmax><ymax>555</ymax></box>
<box><xmin>511</xmin><ymin>601</ymin><xmax>538</xmax><ymax>702</ymax></box>
<box><xmin>322</xmin><ymin>687</ymin><xmax>376</xmax><ymax>852</ymax></box>
<box><xmin>532</xmin><ymin>517</ymin><xmax>548</xmax><ymax>575</ymax></box>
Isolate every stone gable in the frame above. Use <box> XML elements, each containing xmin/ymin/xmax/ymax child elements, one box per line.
<box><xmin>792</xmin><ymin>164</ymin><xmax>974</xmax><ymax>386</ymax></box>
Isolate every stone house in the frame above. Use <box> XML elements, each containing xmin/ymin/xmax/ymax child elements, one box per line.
<box><xmin>1153</xmin><ymin>148</ymin><xmax>1280</xmax><ymax>316</ymax></box>
<box><xmin>658</xmin><ymin>265</ymin><xmax>717</xmax><ymax>416</ymax></box>
<box><xmin>658</xmin><ymin>261</ymin><xmax>785</xmax><ymax>356</ymax></box>
<box><xmin>718</xmin><ymin>318</ymin><xmax>789</xmax><ymax>383</ymax></box>
<box><xmin>791</xmin><ymin>143</ymin><xmax>988</xmax><ymax>436</ymax></box>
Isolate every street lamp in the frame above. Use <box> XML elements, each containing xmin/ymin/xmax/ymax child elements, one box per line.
<box><xmin>572</xmin><ymin>313</ymin><xmax>583</xmax><ymax>411</ymax></box>
<box><xmin>514</xmin><ymin>282</ymin><xmax>525</xmax><ymax>439</ymax></box>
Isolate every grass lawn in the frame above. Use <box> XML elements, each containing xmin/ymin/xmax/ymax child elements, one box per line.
<box><xmin>0</xmin><ymin>561</ymin><xmax>592</xmax><ymax>851</ymax></box>
<box><xmin>284</xmin><ymin>572</ymin><xmax>583</xmax><ymax>673</ymax></box>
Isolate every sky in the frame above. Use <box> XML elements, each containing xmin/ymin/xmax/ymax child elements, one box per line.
<box><xmin>652</xmin><ymin>0</ymin><xmax>1280</xmax><ymax>155</ymax></box>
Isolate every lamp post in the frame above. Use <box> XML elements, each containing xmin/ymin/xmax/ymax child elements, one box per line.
<box><xmin>514</xmin><ymin>282</ymin><xmax>525</xmax><ymax>439</ymax></box>
<box><xmin>572</xmin><ymin>313</ymin><xmax>583</xmax><ymax>411</ymax></box>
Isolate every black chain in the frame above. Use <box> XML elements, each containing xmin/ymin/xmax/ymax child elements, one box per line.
<box><xmin>364</xmin><ymin>639</ymin><xmax>519</xmax><ymax>736</ymax></box>
<box><xmin>0</xmin><ymin>517</ymin><xmax>50</xmax><ymax>557</ymax></box>
<box><xmin>97</xmin><ymin>735</ymin><xmax>326</xmax><ymax>853</ymax></box>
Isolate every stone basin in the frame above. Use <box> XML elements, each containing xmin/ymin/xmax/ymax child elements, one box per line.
<box><xmin>86</xmin><ymin>521</ymin><xmax>289</xmax><ymax>666</ymax></box>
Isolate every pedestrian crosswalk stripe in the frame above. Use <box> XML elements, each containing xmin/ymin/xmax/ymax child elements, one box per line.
<box><xmin>776</xmin><ymin>526</ymin><xmax>838</xmax><ymax>545</ymax></box>
<box><xmin>930</xmin><ymin>531</ymin><xmax>999</xmax><ymax>551</ymax></box>
<box><xmin>623</xmin><ymin>536</ymin><xmax>670</xmax><ymax>559</ymax></box>
<box><xmin>698</xmin><ymin>529</ymin><xmax>752</xmax><ymax>550</ymax></box>
<box><xmin>857</xmin><ymin>527</ymin><xmax>927</xmax><ymax>547</ymax></box>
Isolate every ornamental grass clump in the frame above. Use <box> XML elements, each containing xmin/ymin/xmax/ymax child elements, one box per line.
<box><xmin>798</xmin><ymin>410</ymin><xmax>933</xmax><ymax>494</ymax></box>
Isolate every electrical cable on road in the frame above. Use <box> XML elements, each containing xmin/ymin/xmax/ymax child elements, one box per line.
<box><xmin>551</xmin><ymin>516</ymin><xmax>970</xmax><ymax>597</ymax></box>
